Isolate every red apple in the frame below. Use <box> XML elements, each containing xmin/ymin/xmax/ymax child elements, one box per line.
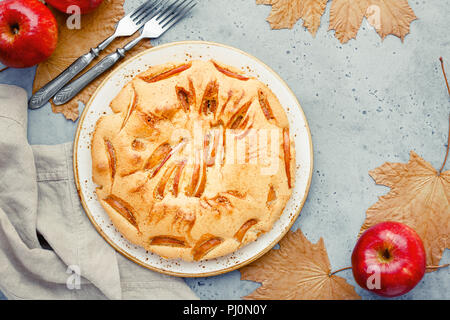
<box><xmin>351</xmin><ymin>221</ymin><xmax>426</xmax><ymax>297</ymax></box>
<box><xmin>45</xmin><ymin>0</ymin><xmax>103</xmax><ymax>15</ymax></box>
<box><xmin>0</xmin><ymin>0</ymin><xmax>58</xmax><ymax>68</ymax></box>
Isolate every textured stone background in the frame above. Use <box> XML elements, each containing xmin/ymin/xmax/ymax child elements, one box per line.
<box><xmin>0</xmin><ymin>0</ymin><xmax>448</xmax><ymax>300</ymax></box>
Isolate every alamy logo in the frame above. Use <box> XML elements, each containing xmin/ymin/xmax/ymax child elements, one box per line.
<box><xmin>66</xmin><ymin>5</ymin><xmax>81</xmax><ymax>30</ymax></box>
<box><xmin>366</xmin><ymin>264</ymin><xmax>381</xmax><ymax>290</ymax></box>
<box><xmin>66</xmin><ymin>265</ymin><xmax>81</xmax><ymax>290</ymax></box>
<box><xmin>365</xmin><ymin>5</ymin><xmax>382</xmax><ymax>31</ymax></box>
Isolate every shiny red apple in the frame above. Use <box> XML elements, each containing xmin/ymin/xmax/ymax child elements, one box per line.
<box><xmin>0</xmin><ymin>0</ymin><xmax>58</xmax><ymax>68</ymax></box>
<box><xmin>351</xmin><ymin>221</ymin><xmax>426</xmax><ymax>297</ymax></box>
<box><xmin>45</xmin><ymin>0</ymin><xmax>103</xmax><ymax>15</ymax></box>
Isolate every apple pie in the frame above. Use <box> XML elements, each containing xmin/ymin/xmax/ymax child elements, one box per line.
<box><xmin>91</xmin><ymin>60</ymin><xmax>295</xmax><ymax>261</ymax></box>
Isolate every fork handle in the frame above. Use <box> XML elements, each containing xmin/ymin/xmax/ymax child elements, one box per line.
<box><xmin>53</xmin><ymin>49</ymin><xmax>127</xmax><ymax>106</ymax></box>
<box><xmin>28</xmin><ymin>48</ymin><xmax>101</xmax><ymax>109</ymax></box>
<box><xmin>28</xmin><ymin>35</ymin><xmax>116</xmax><ymax>110</ymax></box>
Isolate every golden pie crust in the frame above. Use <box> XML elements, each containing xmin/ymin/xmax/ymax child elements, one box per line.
<box><xmin>91</xmin><ymin>60</ymin><xmax>295</xmax><ymax>261</ymax></box>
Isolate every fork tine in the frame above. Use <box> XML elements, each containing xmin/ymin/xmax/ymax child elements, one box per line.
<box><xmin>144</xmin><ymin>0</ymin><xmax>172</xmax><ymax>22</ymax></box>
<box><xmin>134</xmin><ymin>0</ymin><xmax>165</xmax><ymax>25</ymax></box>
<box><xmin>158</xmin><ymin>0</ymin><xmax>185</xmax><ymax>24</ymax></box>
<box><xmin>162</xmin><ymin>0</ymin><xmax>196</xmax><ymax>30</ymax></box>
<box><xmin>129</xmin><ymin>0</ymin><xmax>156</xmax><ymax>19</ymax></box>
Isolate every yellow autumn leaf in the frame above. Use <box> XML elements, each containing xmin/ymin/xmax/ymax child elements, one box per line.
<box><xmin>365</xmin><ymin>0</ymin><xmax>417</xmax><ymax>41</ymax></box>
<box><xmin>361</xmin><ymin>151</ymin><xmax>449</xmax><ymax>268</ymax></box>
<box><xmin>256</xmin><ymin>0</ymin><xmax>418</xmax><ymax>43</ymax></box>
<box><xmin>240</xmin><ymin>228</ymin><xmax>361</xmax><ymax>299</ymax></box>
<box><xmin>329</xmin><ymin>0</ymin><xmax>368</xmax><ymax>43</ymax></box>
<box><xmin>256</xmin><ymin>0</ymin><xmax>328</xmax><ymax>36</ymax></box>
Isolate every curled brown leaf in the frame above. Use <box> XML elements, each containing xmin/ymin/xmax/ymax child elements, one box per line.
<box><xmin>240</xmin><ymin>228</ymin><xmax>361</xmax><ymax>299</ymax></box>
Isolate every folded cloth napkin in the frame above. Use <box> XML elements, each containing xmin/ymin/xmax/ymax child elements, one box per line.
<box><xmin>0</xmin><ymin>84</ymin><xmax>198</xmax><ymax>300</ymax></box>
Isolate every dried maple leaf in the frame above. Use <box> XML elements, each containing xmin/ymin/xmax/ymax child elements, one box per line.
<box><xmin>256</xmin><ymin>0</ymin><xmax>328</xmax><ymax>36</ymax></box>
<box><xmin>33</xmin><ymin>0</ymin><xmax>152</xmax><ymax>121</ymax></box>
<box><xmin>360</xmin><ymin>151</ymin><xmax>449</xmax><ymax>268</ymax></box>
<box><xmin>365</xmin><ymin>0</ymin><xmax>417</xmax><ymax>41</ymax></box>
<box><xmin>329</xmin><ymin>0</ymin><xmax>368</xmax><ymax>43</ymax></box>
<box><xmin>257</xmin><ymin>0</ymin><xmax>417</xmax><ymax>43</ymax></box>
<box><xmin>240</xmin><ymin>229</ymin><xmax>361</xmax><ymax>299</ymax></box>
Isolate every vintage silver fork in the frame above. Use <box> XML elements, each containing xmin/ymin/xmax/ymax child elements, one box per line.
<box><xmin>53</xmin><ymin>0</ymin><xmax>196</xmax><ymax>106</ymax></box>
<box><xmin>29</xmin><ymin>0</ymin><xmax>163</xmax><ymax>110</ymax></box>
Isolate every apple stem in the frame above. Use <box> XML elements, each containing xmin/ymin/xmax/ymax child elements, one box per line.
<box><xmin>438</xmin><ymin>58</ymin><xmax>450</xmax><ymax>175</ymax></box>
<box><xmin>438</xmin><ymin>114</ymin><xmax>450</xmax><ymax>175</ymax></box>
<box><xmin>440</xmin><ymin>57</ymin><xmax>450</xmax><ymax>96</ymax></box>
<box><xmin>329</xmin><ymin>266</ymin><xmax>352</xmax><ymax>277</ymax></box>
<box><xmin>426</xmin><ymin>263</ymin><xmax>449</xmax><ymax>270</ymax></box>
<box><xmin>0</xmin><ymin>67</ymin><xmax>9</xmax><ymax>73</ymax></box>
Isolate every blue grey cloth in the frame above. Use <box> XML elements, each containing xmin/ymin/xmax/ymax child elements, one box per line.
<box><xmin>0</xmin><ymin>84</ymin><xmax>198</xmax><ymax>299</ymax></box>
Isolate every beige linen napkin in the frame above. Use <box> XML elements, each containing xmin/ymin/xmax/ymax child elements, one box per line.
<box><xmin>0</xmin><ymin>84</ymin><xmax>198</xmax><ymax>300</ymax></box>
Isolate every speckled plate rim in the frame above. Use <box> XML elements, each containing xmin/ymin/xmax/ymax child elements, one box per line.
<box><xmin>73</xmin><ymin>40</ymin><xmax>314</xmax><ymax>277</ymax></box>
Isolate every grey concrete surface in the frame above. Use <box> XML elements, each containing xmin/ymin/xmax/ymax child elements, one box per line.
<box><xmin>0</xmin><ymin>0</ymin><xmax>448</xmax><ymax>300</ymax></box>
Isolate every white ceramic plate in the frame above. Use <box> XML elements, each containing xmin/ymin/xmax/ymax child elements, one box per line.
<box><xmin>74</xmin><ymin>41</ymin><xmax>313</xmax><ymax>277</ymax></box>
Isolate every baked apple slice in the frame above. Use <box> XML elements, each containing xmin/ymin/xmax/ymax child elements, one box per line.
<box><xmin>192</xmin><ymin>236</ymin><xmax>223</xmax><ymax>261</ymax></box>
<box><xmin>140</xmin><ymin>63</ymin><xmax>192</xmax><ymax>83</ymax></box>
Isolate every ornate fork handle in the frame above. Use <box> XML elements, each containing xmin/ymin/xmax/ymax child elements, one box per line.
<box><xmin>28</xmin><ymin>48</ymin><xmax>102</xmax><ymax>109</ymax></box>
<box><xmin>53</xmin><ymin>49</ymin><xmax>126</xmax><ymax>106</ymax></box>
